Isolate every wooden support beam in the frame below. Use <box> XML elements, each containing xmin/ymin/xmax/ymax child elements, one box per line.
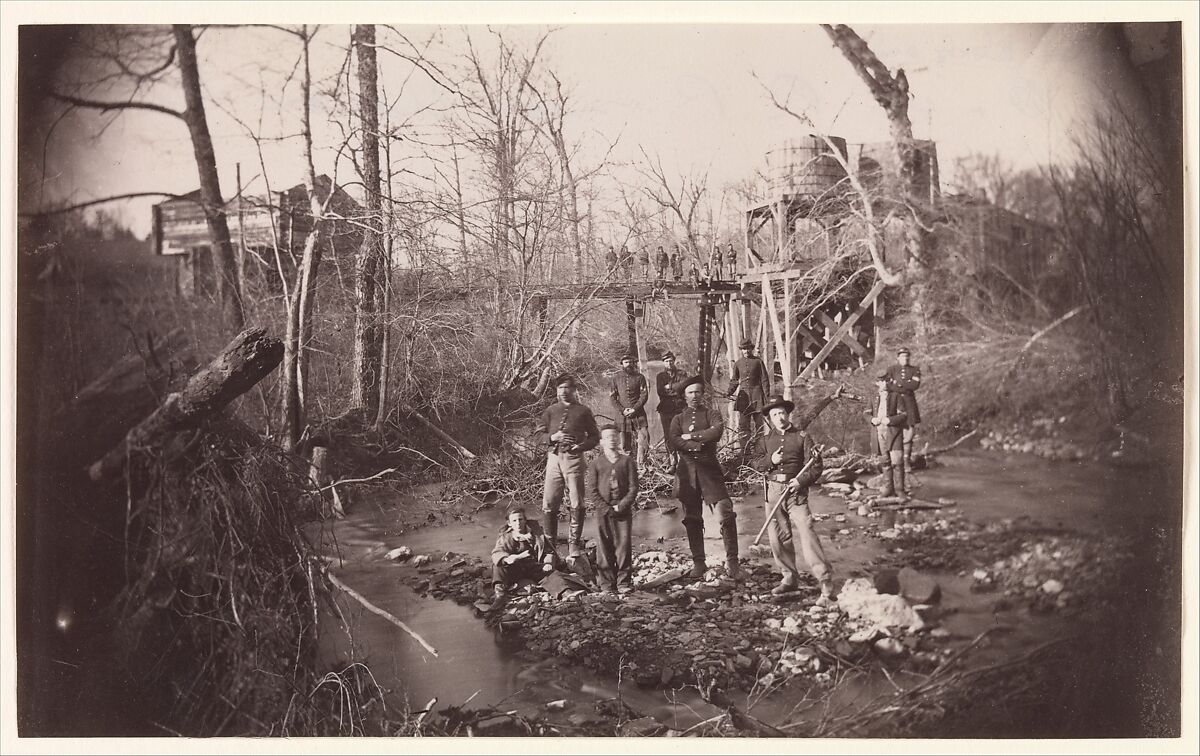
<box><xmin>816</xmin><ymin>310</ymin><xmax>869</xmax><ymax>357</ymax></box>
<box><xmin>761</xmin><ymin>275</ymin><xmax>788</xmax><ymax>397</ymax></box>
<box><xmin>782</xmin><ymin>279</ymin><xmax>795</xmax><ymax>400</ymax></box>
<box><xmin>797</xmin><ymin>280</ymin><xmax>887</xmax><ymax>381</ymax></box>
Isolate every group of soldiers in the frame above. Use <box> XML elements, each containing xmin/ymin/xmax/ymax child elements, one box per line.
<box><xmin>603</xmin><ymin>243</ymin><xmax>740</xmax><ymax>283</ymax></box>
<box><xmin>489</xmin><ymin>342</ymin><xmax>923</xmax><ymax>611</ymax></box>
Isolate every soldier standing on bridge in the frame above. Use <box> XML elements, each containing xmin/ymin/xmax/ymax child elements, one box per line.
<box><xmin>728</xmin><ymin>339</ymin><xmax>771</xmax><ymax>448</ymax></box>
<box><xmin>636</xmin><ymin>246</ymin><xmax>651</xmax><ymax>279</ymax></box>
<box><xmin>537</xmin><ymin>374</ymin><xmax>600</xmax><ymax>556</ymax></box>
<box><xmin>710</xmin><ymin>246</ymin><xmax>723</xmax><ymax>280</ymax></box>
<box><xmin>620</xmin><ymin>245</ymin><xmax>632</xmax><ymax>279</ymax></box>
<box><xmin>672</xmin><ymin>244</ymin><xmax>684</xmax><ymax>281</ymax></box>
<box><xmin>655</xmin><ymin>351</ymin><xmax>686</xmax><ymax>471</ymax></box>
<box><xmin>605</xmin><ymin>245</ymin><xmax>618</xmax><ymax>274</ymax></box>
<box><xmin>885</xmin><ymin>346</ymin><xmax>922</xmax><ymax>472</ymax></box>
<box><xmin>610</xmin><ymin>353</ymin><xmax>650</xmax><ymax>469</ymax></box>
<box><xmin>726</xmin><ymin>243</ymin><xmax>738</xmax><ymax>278</ymax></box>
<box><xmin>669</xmin><ymin>377</ymin><xmax>741</xmax><ymax>580</ymax></box>
<box><xmin>655</xmin><ymin>245</ymin><xmax>669</xmax><ymax>280</ymax></box>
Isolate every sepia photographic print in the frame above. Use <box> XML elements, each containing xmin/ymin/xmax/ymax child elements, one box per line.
<box><xmin>3</xmin><ymin>2</ymin><xmax>1196</xmax><ymax>750</ymax></box>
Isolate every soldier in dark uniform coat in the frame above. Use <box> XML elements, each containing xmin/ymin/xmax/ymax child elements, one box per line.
<box><xmin>636</xmin><ymin>247</ymin><xmax>651</xmax><ymax>279</ymax></box>
<box><xmin>587</xmin><ymin>424</ymin><xmax>639</xmax><ymax>592</ymax></box>
<box><xmin>752</xmin><ymin>395</ymin><xmax>834</xmax><ymax>600</ymax></box>
<box><xmin>669</xmin><ymin>377</ymin><xmax>741</xmax><ymax>580</ymax></box>
<box><xmin>727</xmin><ymin>339</ymin><xmax>771</xmax><ymax>447</ymax></box>
<box><xmin>610</xmin><ymin>353</ymin><xmax>650</xmax><ymax>468</ymax></box>
<box><xmin>726</xmin><ymin>243</ymin><xmax>738</xmax><ymax>277</ymax></box>
<box><xmin>620</xmin><ymin>245</ymin><xmax>633</xmax><ymax>279</ymax></box>
<box><xmin>671</xmin><ymin>244</ymin><xmax>684</xmax><ymax>281</ymax></box>
<box><xmin>655</xmin><ymin>351</ymin><xmax>686</xmax><ymax>465</ymax></box>
<box><xmin>885</xmin><ymin>346</ymin><xmax>922</xmax><ymax>469</ymax></box>
<box><xmin>867</xmin><ymin>371</ymin><xmax>910</xmax><ymax>498</ymax></box>
<box><xmin>605</xmin><ymin>245</ymin><xmax>618</xmax><ymax>273</ymax></box>
<box><xmin>655</xmin><ymin>245</ymin><xmax>669</xmax><ymax>280</ymax></box>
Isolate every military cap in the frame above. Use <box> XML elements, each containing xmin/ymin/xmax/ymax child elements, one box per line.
<box><xmin>662</xmin><ymin>351</ymin><xmax>676</xmax><ymax>361</ymax></box>
<box><xmin>599</xmin><ymin>422</ymin><xmax>619</xmax><ymax>433</ymax></box>
<box><xmin>619</xmin><ymin>352</ymin><xmax>636</xmax><ymax>362</ymax></box>
<box><xmin>554</xmin><ymin>373</ymin><xmax>577</xmax><ymax>387</ymax></box>
<box><xmin>738</xmin><ymin>339</ymin><xmax>755</xmax><ymax>350</ymax></box>
<box><xmin>896</xmin><ymin>346</ymin><xmax>911</xmax><ymax>356</ymax></box>
<box><xmin>680</xmin><ymin>375</ymin><xmax>705</xmax><ymax>391</ymax></box>
<box><xmin>762</xmin><ymin>394</ymin><xmax>795</xmax><ymax>415</ymax></box>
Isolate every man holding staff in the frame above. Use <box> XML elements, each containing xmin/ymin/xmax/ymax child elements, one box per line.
<box><xmin>752</xmin><ymin>394</ymin><xmax>834</xmax><ymax>602</ymax></box>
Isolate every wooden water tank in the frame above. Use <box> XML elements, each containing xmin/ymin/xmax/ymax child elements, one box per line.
<box><xmin>765</xmin><ymin>135</ymin><xmax>848</xmax><ymax>197</ymax></box>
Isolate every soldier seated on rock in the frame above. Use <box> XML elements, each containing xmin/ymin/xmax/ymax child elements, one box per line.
<box><xmin>490</xmin><ymin>503</ymin><xmax>560</xmax><ymax>610</ymax></box>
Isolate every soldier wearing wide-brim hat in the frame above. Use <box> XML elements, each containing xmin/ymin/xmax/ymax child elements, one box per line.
<box><xmin>752</xmin><ymin>394</ymin><xmax>834</xmax><ymax>601</ymax></box>
<box><xmin>536</xmin><ymin>373</ymin><xmax>601</xmax><ymax>555</ymax></box>
<box><xmin>885</xmin><ymin>346</ymin><xmax>922</xmax><ymax>470</ymax></box>
<box><xmin>668</xmin><ymin>376</ymin><xmax>741</xmax><ymax>580</ymax></box>
<box><xmin>610</xmin><ymin>352</ymin><xmax>650</xmax><ymax>468</ymax></box>
<box><xmin>727</xmin><ymin>339</ymin><xmax>771</xmax><ymax>449</ymax></box>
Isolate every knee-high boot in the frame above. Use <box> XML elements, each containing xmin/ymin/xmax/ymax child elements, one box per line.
<box><xmin>568</xmin><ymin>509</ymin><xmax>585</xmax><ymax>556</ymax></box>
<box><xmin>543</xmin><ymin>512</ymin><xmax>558</xmax><ymax>544</ymax></box>
<box><xmin>721</xmin><ymin>516</ymin><xmax>741</xmax><ymax>579</ymax></box>
<box><xmin>895</xmin><ymin>460</ymin><xmax>910</xmax><ymax>499</ymax></box>
<box><xmin>684</xmin><ymin>521</ymin><xmax>707</xmax><ymax>577</ymax></box>
<box><xmin>903</xmin><ymin>441</ymin><xmax>914</xmax><ymax>471</ymax></box>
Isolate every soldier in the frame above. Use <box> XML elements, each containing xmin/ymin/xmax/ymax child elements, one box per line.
<box><xmin>689</xmin><ymin>260</ymin><xmax>700</xmax><ymax>287</ymax></box>
<box><xmin>636</xmin><ymin>246</ymin><xmax>651</xmax><ymax>279</ymax></box>
<box><xmin>726</xmin><ymin>243</ymin><xmax>738</xmax><ymax>277</ymax></box>
<box><xmin>886</xmin><ymin>346</ymin><xmax>922</xmax><ymax>470</ymax></box>
<box><xmin>672</xmin><ymin>244</ymin><xmax>684</xmax><ymax>281</ymax></box>
<box><xmin>605</xmin><ymin>245</ymin><xmax>618</xmax><ymax>274</ymax></box>
<box><xmin>587</xmin><ymin>424</ymin><xmax>639</xmax><ymax>593</ymax></box>
<box><xmin>490</xmin><ymin>504</ymin><xmax>560</xmax><ymax>610</ymax></box>
<box><xmin>728</xmin><ymin>339</ymin><xmax>771</xmax><ymax>447</ymax></box>
<box><xmin>752</xmin><ymin>395</ymin><xmax>835</xmax><ymax>602</ymax></box>
<box><xmin>655</xmin><ymin>245</ymin><xmax>669</xmax><ymax>280</ymax></box>
<box><xmin>610</xmin><ymin>353</ymin><xmax>650</xmax><ymax>468</ymax></box>
<box><xmin>537</xmin><ymin>373</ymin><xmax>600</xmax><ymax>555</ymax></box>
<box><xmin>669</xmin><ymin>377</ymin><xmax>741</xmax><ymax>580</ymax></box>
<box><xmin>710</xmin><ymin>247</ymin><xmax>723</xmax><ymax>280</ymax></box>
<box><xmin>620</xmin><ymin>245</ymin><xmax>633</xmax><ymax>279</ymax></box>
<box><xmin>655</xmin><ymin>351</ymin><xmax>687</xmax><ymax>470</ymax></box>
<box><xmin>868</xmin><ymin>371</ymin><xmax>910</xmax><ymax>499</ymax></box>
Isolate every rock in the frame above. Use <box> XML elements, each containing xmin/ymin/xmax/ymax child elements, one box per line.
<box><xmin>411</xmin><ymin>555</ymin><xmax>431</xmax><ymax>567</ymax></box>
<box><xmin>898</xmin><ymin>567</ymin><xmax>941</xmax><ymax>604</ymax></box>
<box><xmin>849</xmin><ymin>628</ymin><xmax>881</xmax><ymax>644</ymax></box>
<box><xmin>872</xmin><ymin>569</ymin><xmax>901</xmax><ymax>595</ymax></box>
<box><xmin>450</xmin><ymin>568</ymin><xmax>465</xmax><ymax>578</ymax></box>
<box><xmin>545</xmin><ymin>699</ymin><xmax>568</xmax><ymax>711</ymax></box>
<box><xmin>873</xmin><ymin>637</ymin><xmax>906</xmax><ymax>658</ymax></box>
<box><xmin>642</xmin><ymin>567</ymin><xmax>688</xmax><ymax>589</ymax></box>
<box><xmin>930</xmin><ymin>627</ymin><xmax>952</xmax><ymax>639</ymax></box>
<box><xmin>834</xmin><ymin>514</ymin><xmax>847</xmax><ymax>523</ymax></box>
<box><xmin>619</xmin><ymin>717</ymin><xmax>666</xmax><ymax>737</ymax></box>
<box><xmin>568</xmin><ymin>712</ymin><xmax>602</xmax><ymax>728</ymax></box>
<box><xmin>1040</xmin><ymin>579</ymin><xmax>1065</xmax><ymax>596</ymax></box>
<box><xmin>837</xmin><ymin>577</ymin><xmax>918</xmax><ymax>629</ymax></box>
<box><xmin>385</xmin><ymin>546</ymin><xmax>413</xmax><ymax>561</ymax></box>
<box><xmin>735</xmin><ymin>654</ymin><xmax>752</xmax><ymax>669</ymax></box>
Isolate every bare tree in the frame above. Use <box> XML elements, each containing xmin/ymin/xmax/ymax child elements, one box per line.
<box><xmin>350</xmin><ymin>24</ymin><xmax>385</xmax><ymax>418</ymax></box>
<box><xmin>47</xmin><ymin>25</ymin><xmax>246</xmax><ymax>333</ymax></box>
<box><xmin>638</xmin><ymin>149</ymin><xmax>708</xmax><ymax>260</ymax></box>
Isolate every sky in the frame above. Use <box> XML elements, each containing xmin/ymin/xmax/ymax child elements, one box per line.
<box><xmin>20</xmin><ymin>16</ymin><xmax>1156</xmax><ymax>239</ymax></box>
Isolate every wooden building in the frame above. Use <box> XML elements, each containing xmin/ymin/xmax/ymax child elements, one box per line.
<box><xmin>151</xmin><ymin>175</ymin><xmax>362</xmax><ymax>297</ymax></box>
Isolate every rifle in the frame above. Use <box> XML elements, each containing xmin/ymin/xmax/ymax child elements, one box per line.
<box><xmin>752</xmin><ymin>447</ymin><xmax>822</xmax><ymax>546</ymax></box>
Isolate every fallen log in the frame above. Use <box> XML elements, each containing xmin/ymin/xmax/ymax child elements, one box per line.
<box><xmin>327</xmin><ymin>572</ymin><xmax>438</xmax><ymax>657</ymax></box>
<box><xmin>399</xmin><ymin>403</ymin><xmax>477</xmax><ymax>460</ymax></box>
<box><xmin>87</xmin><ymin>327</ymin><xmax>283</xmax><ymax>481</ymax></box>
<box><xmin>921</xmin><ymin>429</ymin><xmax>980</xmax><ymax>458</ymax></box>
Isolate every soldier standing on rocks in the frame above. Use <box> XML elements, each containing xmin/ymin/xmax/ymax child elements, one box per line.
<box><xmin>669</xmin><ymin>377</ymin><xmax>741</xmax><ymax>580</ymax></box>
<box><xmin>868</xmin><ymin>371</ymin><xmax>910</xmax><ymax>499</ymax></box>
<box><xmin>752</xmin><ymin>395</ymin><xmax>834</xmax><ymax>603</ymax></box>
<box><xmin>610</xmin><ymin>353</ymin><xmax>650</xmax><ymax>469</ymax></box>
<box><xmin>728</xmin><ymin>339</ymin><xmax>771</xmax><ymax>449</ymax></box>
<box><xmin>537</xmin><ymin>373</ymin><xmax>601</xmax><ymax>556</ymax></box>
<box><xmin>655</xmin><ymin>351</ymin><xmax>687</xmax><ymax>472</ymax></box>
<box><xmin>885</xmin><ymin>346</ymin><xmax>922</xmax><ymax>471</ymax></box>
<box><xmin>587</xmin><ymin>424</ymin><xmax>639</xmax><ymax>593</ymax></box>
<box><xmin>490</xmin><ymin>504</ymin><xmax>560</xmax><ymax>610</ymax></box>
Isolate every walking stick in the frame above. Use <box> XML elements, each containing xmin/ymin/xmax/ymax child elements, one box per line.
<box><xmin>752</xmin><ymin>450</ymin><xmax>821</xmax><ymax>546</ymax></box>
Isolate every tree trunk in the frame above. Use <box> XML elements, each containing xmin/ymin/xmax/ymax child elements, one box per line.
<box><xmin>88</xmin><ymin>327</ymin><xmax>284</xmax><ymax>481</ymax></box>
<box><xmin>172</xmin><ymin>24</ymin><xmax>245</xmax><ymax>333</ymax></box>
<box><xmin>350</xmin><ymin>24</ymin><xmax>383</xmax><ymax>418</ymax></box>
<box><xmin>282</xmin><ymin>27</ymin><xmax>326</xmax><ymax>450</ymax></box>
